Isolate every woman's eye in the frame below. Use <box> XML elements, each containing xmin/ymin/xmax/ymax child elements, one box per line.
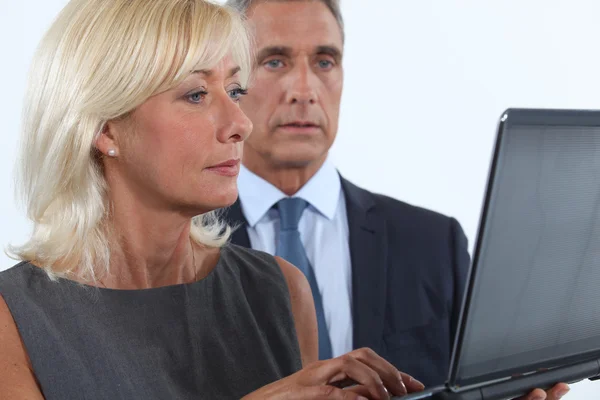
<box><xmin>187</xmin><ymin>91</ymin><xmax>207</xmax><ymax>104</ymax></box>
<box><xmin>229</xmin><ymin>88</ymin><xmax>248</xmax><ymax>102</ymax></box>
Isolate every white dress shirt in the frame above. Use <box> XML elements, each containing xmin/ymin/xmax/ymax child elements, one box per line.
<box><xmin>237</xmin><ymin>158</ymin><xmax>353</xmax><ymax>357</ymax></box>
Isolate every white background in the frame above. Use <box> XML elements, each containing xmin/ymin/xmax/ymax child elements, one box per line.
<box><xmin>1</xmin><ymin>0</ymin><xmax>598</xmax><ymax>397</ymax></box>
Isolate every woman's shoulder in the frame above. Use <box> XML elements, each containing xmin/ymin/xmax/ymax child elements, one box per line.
<box><xmin>0</xmin><ymin>289</ymin><xmax>44</xmax><ymax>398</ymax></box>
<box><xmin>0</xmin><ymin>260</ymin><xmax>31</xmax><ymax>274</ymax></box>
<box><xmin>0</xmin><ymin>261</ymin><xmax>34</xmax><ymax>288</ymax></box>
<box><xmin>221</xmin><ymin>244</ymin><xmax>316</xmax><ymax>365</ymax></box>
<box><xmin>269</xmin><ymin>256</ymin><xmax>319</xmax><ymax>366</ymax></box>
<box><xmin>223</xmin><ymin>243</ymin><xmax>276</xmax><ymax>264</ymax></box>
<box><xmin>270</xmin><ymin>256</ymin><xmax>311</xmax><ymax>301</ymax></box>
<box><xmin>221</xmin><ymin>243</ymin><xmax>282</xmax><ymax>278</ymax></box>
<box><xmin>223</xmin><ymin>243</ymin><xmax>309</xmax><ymax>290</ymax></box>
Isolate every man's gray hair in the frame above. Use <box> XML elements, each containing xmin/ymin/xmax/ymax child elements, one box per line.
<box><xmin>225</xmin><ymin>0</ymin><xmax>344</xmax><ymax>42</ymax></box>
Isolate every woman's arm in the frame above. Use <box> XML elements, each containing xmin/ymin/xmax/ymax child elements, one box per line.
<box><xmin>274</xmin><ymin>256</ymin><xmax>319</xmax><ymax>367</ymax></box>
<box><xmin>0</xmin><ymin>294</ymin><xmax>45</xmax><ymax>399</ymax></box>
<box><xmin>246</xmin><ymin>258</ymin><xmax>424</xmax><ymax>399</ymax></box>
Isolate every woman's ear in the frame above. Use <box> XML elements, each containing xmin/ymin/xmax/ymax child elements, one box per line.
<box><xmin>95</xmin><ymin>121</ymin><xmax>119</xmax><ymax>158</ymax></box>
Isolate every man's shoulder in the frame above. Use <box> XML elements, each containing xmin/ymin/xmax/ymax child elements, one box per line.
<box><xmin>341</xmin><ymin>177</ymin><xmax>457</xmax><ymax>229</ymax></box>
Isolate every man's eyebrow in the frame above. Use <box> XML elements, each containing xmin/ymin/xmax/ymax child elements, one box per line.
<box><xmin>256</xmin><ymin>45</ymin><xmax>343</xmax><ymax>62</ymax></box>
<box><xmin>316</xmin><ymin>45</ymin><xmax>343</xmax><ymax>60</ymax></box>
<box><xmin>256</xmin><ymin>46</ymin><xmax>293</xmax><ymax>61</ymax></box>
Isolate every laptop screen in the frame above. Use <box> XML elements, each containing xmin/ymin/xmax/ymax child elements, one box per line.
<box><xmin>453</xmin><ymin>113</ymin><xmax>600</xmax><ymax>387</ymax></box>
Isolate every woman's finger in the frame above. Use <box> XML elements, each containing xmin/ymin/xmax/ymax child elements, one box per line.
<box><xmin>345</xmin><ymin>384</ymin><xmax>376</xmax><ymax>398</ymax></box>
<box><xmin>302</xmin><ymin>356</ymin><xmax>385</xmax><ymax>399</ymax></box>
<box><xmin>350</xmin><ymin>347</ymin><xmax>408</xmax><ymax>396</ymax></box>
<box><xmin>400</xmin><ymin>371</ymin><xmax>425</xmax><ymax>393</ymax></box>
<box><xmin>337</xmin><ymin>354</ymin><xmax>390</xmax><ymax>399</ymax></box>
<box><xmin>298</xmin><ymin>385</ymin><xmax>370</xmax><ymax>400</ymax></box>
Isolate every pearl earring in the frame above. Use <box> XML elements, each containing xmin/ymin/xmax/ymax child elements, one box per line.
<box><xmin>107</xmin><ymin>149</ymin><xmax>117</xmax><ymax>157</ymax></box>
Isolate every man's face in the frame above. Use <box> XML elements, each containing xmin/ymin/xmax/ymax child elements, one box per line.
<box><xmin>240</xmin><ymin>1</ymin><xmax>344</xmax><ymax>170</ymax></box>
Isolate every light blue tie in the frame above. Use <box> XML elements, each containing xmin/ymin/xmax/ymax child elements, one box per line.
<box><xmin>276</xmin><ymin>198</ymin><xmax>333</xmax><ymax>360</ymax></box>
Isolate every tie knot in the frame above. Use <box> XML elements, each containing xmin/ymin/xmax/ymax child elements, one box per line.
<box><xmin>277</xmin><ymin>197</ymin><xmax>308</xmax><ymax>230</ymax></box>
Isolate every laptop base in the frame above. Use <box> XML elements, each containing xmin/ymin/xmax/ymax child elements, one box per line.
<box><xmin>397</xmin><ymin>358</ymin><xmax>600</xmax><ymax>400</ymax></box>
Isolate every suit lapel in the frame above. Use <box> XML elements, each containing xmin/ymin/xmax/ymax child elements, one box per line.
<box><xmin>229</xmin><ymin>179</ymin><xmax>388</xmax><ymax>352</ymax></box>
<box><xmin>223</xmin><ymin>199</ymin><xmax>251</xmax><ymax>248</ymax></box>
<box><xmin>341</xmin><ymin>177</ymin><xmax>388</xmax><ymax>354</ymax></box>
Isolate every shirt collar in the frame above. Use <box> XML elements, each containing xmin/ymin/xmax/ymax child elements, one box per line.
<box><xmin>237</xmin><ymin>157</ymin><xmax>342</xmax><ymax>227</ymax></box>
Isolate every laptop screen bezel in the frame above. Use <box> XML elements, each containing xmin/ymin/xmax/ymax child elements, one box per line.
<box><xmin>446</xmin><ymin>108</ymin><xmax>600</xmax><ymax>390</ymax></box>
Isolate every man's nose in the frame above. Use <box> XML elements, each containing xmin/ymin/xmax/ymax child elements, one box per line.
<box><xmin>285</xmin><ymin>61</ymin><xmax>318</xmax><ymax>105</ymax></box>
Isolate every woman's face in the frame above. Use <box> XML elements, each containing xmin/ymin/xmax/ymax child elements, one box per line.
<box><xmin>100</xmin><ymin>55</ymin><xmax>252</xmax><ymax>215</ymax></box>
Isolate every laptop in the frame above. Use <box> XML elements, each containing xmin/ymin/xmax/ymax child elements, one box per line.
<box><xmin>396</xmin><ymin>108</ymin><xmax>600</xmax><ymax>400</ymax></box>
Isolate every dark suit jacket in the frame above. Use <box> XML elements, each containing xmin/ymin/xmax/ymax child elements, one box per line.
<box><xmin>223</xmin><ymin>176</ymin><xmax>470</xmax><ymax>387</ymax></box>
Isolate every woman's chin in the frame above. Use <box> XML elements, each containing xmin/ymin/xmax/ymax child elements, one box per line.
<box><xmin>201</xmin><ymin>190</ymin><xmax>239</xmax><ymax>212</ymax></box>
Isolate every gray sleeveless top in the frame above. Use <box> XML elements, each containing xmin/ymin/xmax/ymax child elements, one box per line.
<box><xmin>0</xmin><ymin>244</ymin><xmax>302</xmax><ymax>399</ymax></box>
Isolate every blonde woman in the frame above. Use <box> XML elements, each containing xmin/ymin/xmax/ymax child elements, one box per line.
<box><xmin>0</xmin><ymin>0</ymin><xmax>423</xmax><ymax>398</ymax></box>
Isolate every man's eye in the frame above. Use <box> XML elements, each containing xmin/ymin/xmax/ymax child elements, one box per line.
<box><xmin>265</xmin><ymin>59</ymin><xmax>284</xmax><ymax>69</ymax></box>
<box><xmin>318</xmin><ymin>60</ymin><xmax>334</xmax><ymax>69</ymax></box>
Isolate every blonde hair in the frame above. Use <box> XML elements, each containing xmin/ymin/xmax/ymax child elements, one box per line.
<box><xmin>8</xmin><ymin>0</ymin><xmax>252</xmax><ymax>282</ymax></box>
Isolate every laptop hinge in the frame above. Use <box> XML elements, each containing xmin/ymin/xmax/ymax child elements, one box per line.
<box><xmin>448</xmin><ymin>359</ymin><xmax>600</xmax><ymax>400</ymax></box>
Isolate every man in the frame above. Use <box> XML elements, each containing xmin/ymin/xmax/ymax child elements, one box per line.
<box><xmin>223</xmin><ymin>0</ymin><xmax>569</xmax><ymax>397</ymax></box>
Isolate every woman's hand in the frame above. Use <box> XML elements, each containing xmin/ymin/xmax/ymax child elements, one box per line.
<box><xmin>242</xmin><ymin>347</ymin><xmax>425</xmax><ymax>399</ymax></box>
